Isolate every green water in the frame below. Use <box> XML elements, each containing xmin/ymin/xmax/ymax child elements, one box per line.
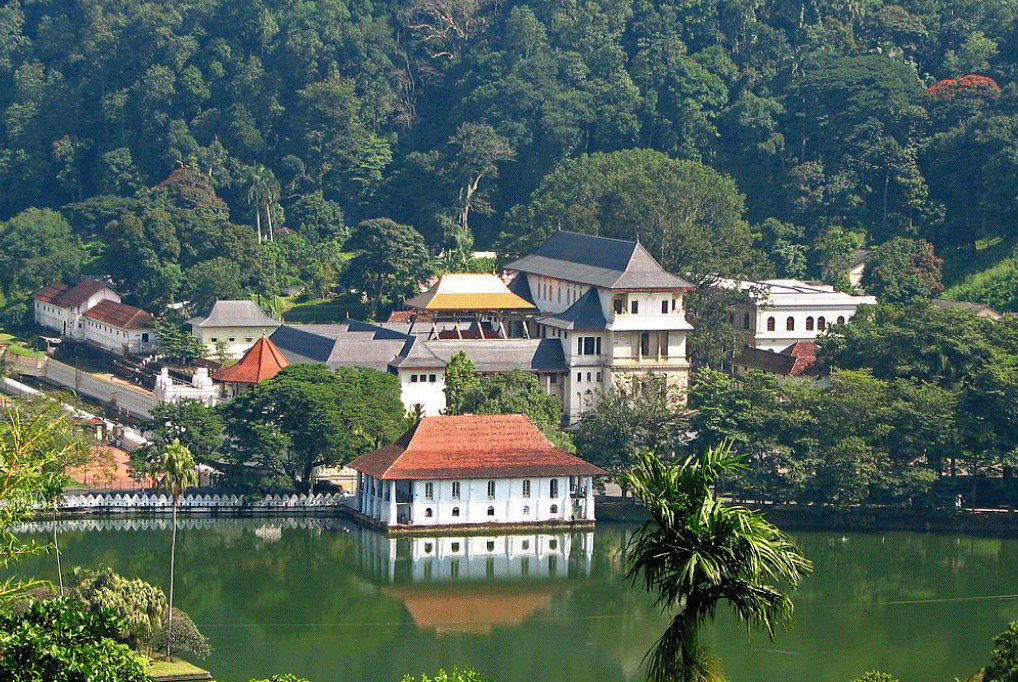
<box><xmin>14</xmin><ymin>517</ymin><xmax>1018</xmax><ymax>682</ymax></box>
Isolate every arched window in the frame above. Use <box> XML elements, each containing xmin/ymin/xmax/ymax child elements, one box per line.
<box><xmin>487</xmin><ymin>506</ymin><xmax>495</xmax><ymax>516</ymax></box>
<box><xmin>486</xmin><ymin>541</ymin><xmax>495</xmax><ymax>551</ymax></box>
<box><xmin>550</xmin><ymin>479</ymin><xmax>559</xmax><ymax>497</ymax></box>
<box><xmin>522</xmin><ymin>480</ymin><xmax>531</xmax><ymax>498</ymax></box>
<box><xmin>452</xmin><ymin>507</ymin><xmax>460</xmax><ymax>517</ymax></box>
<box><xmin>786</xmin><ymin>317</ymin><xmax>795</xmax><ymax>331</ymax></box>
<box><xmin>743</xmin><ymin>312</ymin><xmax>751</xmax><ymax>329</ymax></box>
<box><xmin>424</xmin><ymin>542</ymin><xmax>433</xmax><ymax>553</ymax></box>
<box><xmin>550</xmin><ymin>504</ymin><xmax>558</xmax><ymax>514</ymax></box>
<box><xmin>487</xmin><ymin>480</ymin><xmax>495</xmax><ymax>499</ymax></box>
<box><xmin>522</xmin><ymin>505</ymin><xmax>530</xmax><ymax>515</ymax></box>
<box><xmin>549</xmin><ymin>539</ymin><xmax>558</xmax><ymax>550</ymax></box>
<box><xmin>837</xmin><ymin>316</ymin><xmax>846</xmax><ymax>325</ymax></box>
<box><xmin>818</xmin><ymin>316</ymin><xmax>826</xmax><ymax>330</ymax></box>
<box><xmin>766</xmin><ymin>317</ymin><xmax>775</xmax><ymax>331</ymax></box>
<box><xmin>805</xmin><ymin>317</ymin><xmax>814</xmax><ymax>331</ymax></box>
<box><xmin>425</xmin><ymin>508</ymin><xmax>433</xmax><ymax>518</ymax></box>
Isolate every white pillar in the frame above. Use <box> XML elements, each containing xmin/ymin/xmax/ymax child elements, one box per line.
<box><xmin>388</xmin><ymin>480</ymin><xmax>397</xmax><ymax>526</ymax></box>
<box><xmin>585</xmin><ymin>475</ymin><xmax>595</xmax><ymax>521</ymax></box>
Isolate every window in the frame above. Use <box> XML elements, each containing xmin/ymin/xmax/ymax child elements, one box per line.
<box><xmin>424</xmin><ymin>542</ymin><xmax>433</xmax><ymax>553</ymax></box>
<box><xmin>452</xmin><ymin>507</ymin><xmax>460</xmax><ymax>517</ymax></box>
<box><xmin>817</xmin><ymin>316</ymin><xmax>826</xmax><ymax>330</ymax></box>
<box><xmin>577</xmin><ymin>337</ymin><xmax>583</xmax><ymax>354</ymax></box>
<box><xmin>837</xmin><ymin>316</ymin><xmax>846</xmax><ymax>325</ymax></box>
<box><xmin>451</xmin><ymin>559</ymin><xmax>460</xmax><ymax>578</ymax></box>
<box><xmin>487</xmin><ymin>541</ymin><xmax>495</xmax><ymax>551</ymax></box>
<box><xmin>425</xmin><ymin>482</ymin><xmax>434</xmax><ymax>500</ymax></box>
<box><xmin>487</xmin><ymin>506</ymin><xmax>495</xmax><ymax>516</ymax></box>
<box><xmin>550</xmin><ymin>504</ymin><xmax>558</xmax><ymax>514</ymax></box>
<box><xmin>429</xmin><ymin>374</ymin><xmax>436</xmax><ymax>382</ymax></box>
<box><xmin>425</xmin><ymin>508</ymin><xmax>433</xmax><ymax>518</ymax></box>
<box><xmin>596</xmin><ymin>372</ymin><xmax>602</xmax><ymax>382</ymax></box>
<box><xmin>245</xmin><ymin>337</ymin><xmax>253</xmax><ymax>343</ymax></box>
<box><xmin>743</xmin><ymin>313</ymin><xmax>751</xmax><ymax>329</ymax></box>
<box><xmin>586</xmin><ymin>372</ymin><xmax>591</xmax><ymax>381</ymax></box>
<box><xmin>662</xmin><ymin>300</ymin><xmax>669</xmax><ymax>314</ymax></box>
<box><xmin>786</xmin><ymin>317</ymin><xmax>795</xmax><ymax>331</ymax></box>
<box><xmin>522</xmin><ymin>540</ymin><xmax>530</xmax><ymax>550</ymax></box>
<box><xmin>451</xmin><ymin>542</ymin><xmax>460</xmax><ymax>552</ymax></box>
<box><xmin>577</xmin><ymin>372</ymin><xmax>582</xmax><ymax>383</ymax></box>
<box><xmin>229</xmin><ymin>337</ymin><xmax>236</xmax><ymax>342</ymax></box>
<box><xmin>596</xmin><ymin>337</ymin><xmax>602</xmax><ymax>354</ymax></box>
<box><xmin>521</xmin><ymin>479</ymin><xmax>532</xmax><ymax>498</ymax></box>
<box><xmin>585</xmin><ymin>337</ymin><xmax>595</xmax><ymax>354</ymax></box>
<box><xmin>410</xmin><ymin>374</ymin><xmax>418</xmax><ymax>383</ymax></box>
<box><xmin>550</xmin><ymin>479</ymin><xmax>559</xmax><ymax>497</ymax></box>
<box><xmin>766</xmin><ymin>317</ymin><xmax>775</xmax><ymax>331</ymax></box>
<box><xmin>640</xmin><ymin>332</ymin><xmax>651</xmax><ymax>357</ymax></box>
<box><xmin>452</xmin><ymin>481</ymin><xmax>460</xmax><ymax>499</ymax></box>
<box><xmin>141</xmin><ymin>333</ymin><xmax>149</xmax><ymax>343</ymax></box>
<box><xmin>550</xmin><ymin>374</ymin><xmax>557</xmax><ymax>384</ymax></box>
<box><xmin>487</xmin><ymin>480</ymin><xmax>495</xmax><ymax>499</ymax></box>
<box><xmin>522</xmin><ymin>505</ymin><xmax>530</xmax><ymax>515</ymax></box>
<box><xmin>805</xmin><ymin>317</ymin><xmax>814</xmax><ymax>331</ymax></box>
<box><xmin>557</xmin><ymin>287</ymin><xmax>561</xmax><ymax>303</ymax></box>
<box><xmin>549</xmin><ymin>539</ymin><xmax>558</xmax><ymax>550</ymax></box>
<box><xmin>211</xmin><ymin>337</ymin><xmax>218</xmax><ymax>342</ymax></box>
<box><xmin>614</xmin><ymin>296</ymin><xmax>624</xmax><ymax>314</ymax></box>
<box><xmin>630</xmin><ymin>300</ymin><xmax>639</xmax><ymax>314</ymax></box>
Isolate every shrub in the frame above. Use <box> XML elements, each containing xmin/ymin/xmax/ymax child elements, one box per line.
<box><xmin>401</xmin><ymin>669</ymin><xmax>496</xmax><ymax>682</ymax></box>
<box><xmin>986</xmin><ymin>621</ymin><xmax>1018</xmax><ymax>682</ymax></box>
<box><xmin>152</xmin><ymin>608</ymin><xmax>212</xmax><ymax>659</ymax></box>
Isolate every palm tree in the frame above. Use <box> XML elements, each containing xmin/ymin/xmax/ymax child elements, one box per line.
<box><xmin>157</xmin><ymin>440</ymin><xmax>198</xmax><ymax>656</ymax></box>
<box><xmin>39</xmin><ymin>472</ymin><xmax>68</xmax><ymax>596</ymax></box>
<box><xmin>246</xmin><ymin>165</ymin><xmax>281</xmax><ymax>243</ymax></box>
<box><xmin>622</xmin><ymin>443</ymin><xmax>812</xmax><ymax>682</ymax></box>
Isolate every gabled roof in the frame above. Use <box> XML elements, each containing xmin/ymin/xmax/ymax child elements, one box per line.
<box><xmin>545</xmin><ymin>287</ymin><xmax>607</xmax><ymax>330</ymax></box>
<box><xmin>390</xmin><ymin>337</ymin><xmax>566</xmax><ymax>373</ymax></box>
<box><xmin>32</xmin><ymin>283</ymin><xmax>70</xmax><ymax>304</ymax></box>
<box><xmin>733</xmin><ymin>341</ymin><xmax>819</xmax><ymax>377</ymax></box>
<box><xmin>189</xmin><ymin>300</ymin><xmax>280</xmax><ymax>329</ymax></box>
<box><xmin>348</xmin><ymin>415</ymin><xmax>606</xmax><ymax>480</ymax></box>
<box><xmin>505</xmin><ymin>231</ymin><xmax>695</xmax><ymax>291</ymax></box>
<box><xmin>269</xmin><ymin>323</ymin><xmax>413</xmax><ymax>371</ymax></box>
<box><xmin>32</xmin><ymin>279</ymin><xmax>116</xmax><ymax>308</ymax></box>
<box><xmin>82</xmin><ymin>300</ymin><xmax>154</xmax><ymax>330</ymax></box>
<box><xmin>506</xmin><ymin>273</ymin><xmax>535</xmax><ymax>306</ymax></box>
<box><xmin>211</xmin><ymin>336</ymin><xmax>289</xmax><ymax>384</ymax></box>
<box><xmin>405</xmin><ymin>274</ymin><xmax>536</xmax><ymax>311</ymax></box>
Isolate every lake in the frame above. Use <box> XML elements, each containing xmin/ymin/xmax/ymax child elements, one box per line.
<box><xmin>15</xmin><ymin>517</ymin><xmax>1018</xmax><ymax>682</ymax></box>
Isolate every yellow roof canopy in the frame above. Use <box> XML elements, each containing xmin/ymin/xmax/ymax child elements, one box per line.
<box><xmin>405</xmin><ymin>274</ymin><xmax>536</xmax><ymax>311</ymax></box>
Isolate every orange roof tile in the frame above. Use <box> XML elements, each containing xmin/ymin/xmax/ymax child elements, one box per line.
<box><xmin>82</xmin><ymin>300</ymin><xmax>154</xmax><ymax>329</ymax></box>
<box><xmin>406</xmin><ymin>274</ymin><xmax>536</xmax><ymax>311</ymax></box>
<box><xmin>32</xmin><ymin>283</ymin><xmax>70</xmax><ymax>304</ymax></box>
<box><xmin>348</xmin><ymin>414</ymin><xmax>606</xmax><ymax>480</ymax></box>
<box><xmin>211</xmin><ymin>336</ymin><xmax>290</xmax><ymax>384</ymax></box>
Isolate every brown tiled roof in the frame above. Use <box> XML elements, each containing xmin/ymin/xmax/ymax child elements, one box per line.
<box><xmin>57</xmin><ymin>278</ymin><xmax>116</xmax><ymax>307</ymax></box>
<box><xmin>782</xmin><ymin>341</ymin><xmax>819</xmax><ymax>376</ymax></box>
<box><xmin>211</xmin><ymin>336</ymin><xmax>289</xmax><ymax>384</ymax></box>
<box><xmin>32</xmin><ymin>283</ymin><xmax>70</xmax><ymax>303</ymax></box>
<box><xmin>349</xmin><ymin>415</ymin><xmax>606</xmax><ymax>480</ymax></box>
<box><xmin>82</xmin><ymin>300</ymin><xmax>154</xmax><ymax>330</ymax></box>
<box><xmin>733</xmin><ymin>341</ymin><xmax>819</xmax><ymax>377</ymax></box>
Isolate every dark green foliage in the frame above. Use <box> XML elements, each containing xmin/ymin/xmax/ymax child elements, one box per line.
<box><xmin>133</xmin><ymin>400</ymin><xmax>223</xmax><ymax>481</ymax></box>
<box><xmin>68</xmin><ymin>567</ymin><xmax>166</xmax><ymax>649</ymax></box>
<box><xmin>219</xmin><ymin>364</ymin><xmax>406</xmax><ymax>492</ymax></box>
<box><xmin>863</xmin><ymin>238</ymin><xmax>944</xmax><ymax>302</ymax></box>
<box><xmin>401</xmin><ymin>670</ymin><xmax>496</xmax><ymax>682</ymax></box>
<box><xmin>0</xmin><ymin>597</ymin><xmax>148</xmax><ymax>682</ymax></box>
<box><xmin>0</xmin><ymin>209</ymin><xmax>85</xmax><ymax>297</ymax></box>
<box><xmin>342</xmin><ymin>218</ymin><xmax>432</xmax><ymax>321</ymax></box>
<box><xmin>986</xmin><ymin>621</ymin><xmax>1018</xmax><ymax>682</ymax></box>
<box><xmin>151</xmin><ymin>608</ymin><xmax>211</xmax><ymax>660</ymax></box>
<box><xmin>153</xmin><ymin>315</ymin><xmax>205</xmax><ymax>364</ymax></box>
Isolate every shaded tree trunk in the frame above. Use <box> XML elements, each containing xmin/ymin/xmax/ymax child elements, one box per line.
<box><xmin>255</xmin><ymin>209</ymin><xmax>263</xmax><ymax>244</ymax></box>
<box><xmin>52</xmin><ymin>509</ymin><xmax>63</xmax><ymax>596</ymax></box>
<box><xmin>265</xmin><ymin>202</ymin><xmax>274</xmax><ymax>242</ymax></box>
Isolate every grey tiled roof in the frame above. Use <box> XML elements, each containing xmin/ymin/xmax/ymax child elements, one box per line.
<box><xmin>391</xmin><ymin>337</ymin><xmax>566</xmax><ymax>373</ymax></box>
<box><xmin>505</xmin><ymin>231</ymin><xmax>694</xmax><ymax>290</ymax></box>
<box><xmin>270</xmin><ymin>322</ymin><xmax>412</xmax><ymax>371</ymax></box>
<box><xmin>506</xmin><ymin>272</ymin><xmax>535</xmax><ymax>305</ymax></box>
<box><xmin>190</xmin><ymin>300</ymin><xmax>280</xmax><ymax>328</ymax></box>
<box><xmin>545</xmin><ymin>287</ymin><xmax>608</xmax><ymax>330</ymax></box>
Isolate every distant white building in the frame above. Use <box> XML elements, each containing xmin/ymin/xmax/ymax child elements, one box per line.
<box><xmin>729</xmin><ymin>279</ymin><xmax>877</xmax><ymax>352</ymax></box>
<box><xmin>82</xmin><ymin>300</ymin><xmax>157</xmax><ymax>355</ymax></box>
<box><xmin>32</xmin><ymin>279</ymin><xmax>121</xmax><ymax>340</ymax></box>
<box><xmin>848</xmin><ymin>248</ymin><xmax>872</xmax><ymax>290</ymax></box>
<box><xmin>188</xmin><ymin>300</ymin><xmax>281</xmax><ymax>358</ymax></box>
<box><xmin>348</xmin><ymin>414</ymin><xmax>604</xmax><ymax>529</ymax></box>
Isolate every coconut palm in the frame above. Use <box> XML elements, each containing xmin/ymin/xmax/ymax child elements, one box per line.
<box><xmin>39</xmin><ymin>472</ymin><xmax>68</xmax><ymax>596</ymax></box>
<box><xmin>157</xmin><ymin>440</ymin><xmax>198</xmax><ymax>655</ymax></box>
<box><xmin>622</xmin><ymin>443</ymin><xmax>812</xmax><ymax>682</ymax></box>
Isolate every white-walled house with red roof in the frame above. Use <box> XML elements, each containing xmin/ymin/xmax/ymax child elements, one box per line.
<box><xmin>348</xmin><ymin>414</ymin><xmax>606</xmax><ymax>529</ymax></box>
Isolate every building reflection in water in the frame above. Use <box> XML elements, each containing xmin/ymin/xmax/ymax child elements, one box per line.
<box><xmin>356</xmin><ymin>528</ymin><xmax>596</xmax><ymax>634</ymax></box>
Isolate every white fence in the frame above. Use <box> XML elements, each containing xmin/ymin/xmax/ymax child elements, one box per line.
<box><xmin>56</xmin><ymin>492</ymin><xmax>354</xmax><ymax>512</ymax></box>
<box><xmin>14</xmin><ymin>516</ymin><xmax>355</xmax><ymax>534</ymax></box>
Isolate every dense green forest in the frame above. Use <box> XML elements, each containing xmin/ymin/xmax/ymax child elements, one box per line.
<box><xmin>1</xmin><ymin>0</ymin><xmax>1018</xmax><ymax>322</ymax></box>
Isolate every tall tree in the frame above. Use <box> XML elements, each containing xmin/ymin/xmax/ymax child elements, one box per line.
<box><xmin>623</xmin><ymin>444</ymin><xmax>811</xmax><ymax>682</ymax></box>
<box><xmin>342</xmin><ymin>218</ymin><xmax>432</xmax><ymax>320</ymax></box>
<box><xmin>157</xmin><ymin>439</ymin><xmax>197</xmax><ymax>654</ymax></box>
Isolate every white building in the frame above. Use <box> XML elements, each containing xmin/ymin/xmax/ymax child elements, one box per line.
<box><xmin>32</xmin><ymin>279</ymin><xmax>122</xmax><ymax>340</ymax></box>
<box><xmin>188</xmin><ymin>300</ymin><xmax>281</xmax><ymax>359</ymax></box>
<box><xmin>504</xmin><ymin>231</ymin><xmax>695</xmax><ymax>422</ymax></box>
<box><xmin>82</xmin><ymin>300</ymin><xmax>157</xmax><ymax>355</ymax></box>
<box><xmin>730</xmin><ymin>279</ymin><xmax>877</xmax><ymax>352</ymax></box>
<box><xmin>348</xmin><ymin>414</ymin><xmax>604</xmax><ymax>529</ymax></box>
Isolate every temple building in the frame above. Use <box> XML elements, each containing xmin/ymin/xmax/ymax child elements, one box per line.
<box><xmin>348</xmin><ymin>414</ymin><xmax>605</xmax><ymax>530</ymax></box>
<box><xmin>210</xmin><ymin>335</ymin><xmax>289</xmax><ymax>397</ymax></box>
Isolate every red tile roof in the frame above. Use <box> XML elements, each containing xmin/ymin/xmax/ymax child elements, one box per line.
<box><xmin>211</xmin><ymin>336</ymin><xmax>289</xmax><ymax>384</ymax></box>
<box><xmin>82</xmin><ymin>300</ymin><xmax>154</xmax><ymax>330</ymax></box>
<box><xmin>349</xmin><ymin>415</ymin><xmax>606</xmax><ymax>480</ymax></box>
<box><xmin>32</xmin><ymin>283</ymin><xmax>70</xmax><ymax>303</ymax></box>
<box><xmin>783</xmin><ymin>341</ymin><xmax>819</xmax><ymax>376</ymax></box>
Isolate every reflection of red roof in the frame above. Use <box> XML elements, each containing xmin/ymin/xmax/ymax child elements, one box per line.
<box><xmin>382</xmin><ymin>584</ymin><xmax>552</xmax><ymax>634</ymax></box>
<box><xmin>211</xmin><ymin>336</ymin><xmax>289</xmax><ymax>384</ymax></box>
<box><xmin>349</xmin><ymin>415</ymin><xmax>606</xmax><ymax>480</ymax></box>
<box><xmin>83</xmin><ymin>300</ymin><xmax>154</xmax><ymax>330</ymax></box>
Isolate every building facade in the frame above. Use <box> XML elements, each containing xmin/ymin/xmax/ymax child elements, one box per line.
<box><xmin>82</xmin><ymin>300</ymin><xmax>157</xmax><ymax>355</ymax></box>
<box><xmin>32</xmin><ymin>279</ymin><xmax>122</xmax><ymax>340</ymax></box>
<box><xmin>504</xmin><ymin>231</ymin><xmax>695</xmax><ymax>422</ymax></box>
<box><xmin>348</xmin><ymin>415</ymin><xmax>604</xmax><ymax>529</ymax></box>
<box><xmin>730</xmin><ymin>279</ymin><xmax>877</xmax><ymax>353</ymax></box>
<box><xmin>189</xmin><ymin>300</ymin><xmax>281</xmax><ymax>358</ymax></box>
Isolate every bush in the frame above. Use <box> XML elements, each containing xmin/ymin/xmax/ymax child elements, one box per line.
<box><xmin>401</xmin><ymin>669</ymin><xmax>496</xmax><ymax>682</ymax></box>
<box><xmin>152</xmin><ymin>608</ymin><xmax>212</xmax><ymax>659</ymax></box>
<box><xmin>986</xmin><ymin>621</ymin><xmax>1018</xmax><ymax>682</ymax></box>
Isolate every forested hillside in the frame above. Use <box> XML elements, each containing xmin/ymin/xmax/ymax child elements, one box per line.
<box><xmin>1</xmin><ymin>0</ymin><xmax>1017</xmax><ymax>321</ymax></box>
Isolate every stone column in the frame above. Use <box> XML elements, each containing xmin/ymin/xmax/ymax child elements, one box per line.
<box><xmin>585</xmin><ymin>475</ymin><xmax>595</xmax><ymax>521</ymax></box>
<box><xmin>388</xmin><ymin>480</ymin><xmax>397</xmax><ymax>526</ymax></box>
